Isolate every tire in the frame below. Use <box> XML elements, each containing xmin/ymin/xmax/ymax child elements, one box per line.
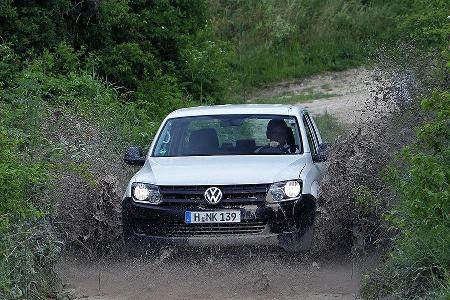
<box><xmin>280</xmin><ymin>195</ymin><xmax>316</xmax><ymax>253</ymax></box>
<box><xmin>122</xmin><ymin>202</ymin><xmax>161</xmax><ymax>257</ymax></box>
<box><xmin>123</xmin><ymin>223</ymin><xmax>161</xmax><ymax>257</ymax></box>
<box><xmin>122</xmin><ymin>211</ymin><xmax>142</xmax><ymax>257</ymax></box>
<box><xmin>280</xmin><ymin>224</ymin><xmax>314</xmax><ymax>253</ymax></box>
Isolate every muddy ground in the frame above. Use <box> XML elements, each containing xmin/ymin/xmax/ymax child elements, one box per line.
<box><xmin>57</xmin><ymin>249</ymin><xmax>378</xmax><ymax>300</ymax></box>
<box><xmin>55</xmin><ymin>67</ymin><xmax>382</xmax><ymax>300</ymax></box>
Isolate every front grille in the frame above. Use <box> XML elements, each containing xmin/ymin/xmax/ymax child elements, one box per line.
<box><xmin>135</xmin><ymin>220</ymin><xmax>267</xmax><ymax>237</ymax></box>
<box><xmin>159</xmin><ymin>184</ymin><xmax>269</xmax><ymax>205</ymax></box>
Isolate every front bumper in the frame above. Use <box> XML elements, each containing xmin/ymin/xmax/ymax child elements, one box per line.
<box><xmin>122</xmin><ymin>194</ymin><xmax>316</xmax><ymax>247</ymax></box>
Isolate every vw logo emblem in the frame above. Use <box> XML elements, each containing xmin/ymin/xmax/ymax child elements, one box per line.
<box><xmin>204</xmin><ymin>187</ymin><xmax>223</xmax><ymax>205</ymax></box>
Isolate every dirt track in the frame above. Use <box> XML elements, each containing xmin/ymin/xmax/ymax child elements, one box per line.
<box><xmin>55</xmin><ymin>68</ymin><xmax>376</xmax><ymax>300</ymax></box>
<box><xmin>252</xmin><ymin>67</ymin><xmax>375</xmax><ymax>124</ymax></box>
<box><xmin>57</xmin><ymin>249</ymin><xmax>369</xmax><ymax>300</ymax></box>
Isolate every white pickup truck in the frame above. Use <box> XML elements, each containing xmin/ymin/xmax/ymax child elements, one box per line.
<box><xmin>122</xmin><ymin>104</ymin><xmax>327</xmax><ymax>252</ymax></box>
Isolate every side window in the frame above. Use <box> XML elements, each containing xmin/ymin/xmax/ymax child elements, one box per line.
<box><xmin>306</xmin><ymin>114</ymin><xmax>322</xmax><ymax>145</ymax></box>
<box><xmin>303</xmin><ymin>115</ymin><xmax>318</xmax><ymax>154</ymax></box>
<box><xmin>305</xmin><ymin>114</ymin><xmax>320</xmax><ymax>148</ymax></box>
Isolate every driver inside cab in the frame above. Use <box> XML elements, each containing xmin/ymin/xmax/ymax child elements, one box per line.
<box><xmin>257</xmin><ymin>119</ymin><xmax>296</xmax><ymax>154</ymax></box>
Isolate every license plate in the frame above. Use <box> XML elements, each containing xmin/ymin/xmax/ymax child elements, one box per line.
<box><xmin>185</xmin><ymin>210</ymin><xmax>241</xmax><ymax>224</ymax></box>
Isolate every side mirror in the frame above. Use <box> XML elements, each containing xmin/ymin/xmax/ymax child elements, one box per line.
<box><xmin>124</xmin><ymin>146</ymin><xmax>146</xmax><ymax>166</ymax></box>
<box><xmin>318</xmin><ymin>142</ymin><xmax>332</xmax><ymax>153</ymax></box>
<box><xmin>312</xmin><ymin>153</ymin><xmax>327</xmax><ymax>163</ymax></box>
<box><xmin>312</xmin><ymin>143</ymin><xmax>331</xmax><ymax>163</ymax></box>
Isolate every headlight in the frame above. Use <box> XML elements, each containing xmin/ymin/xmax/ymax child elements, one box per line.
<box><xmin>132</xmin><ymin>183</ymin><xmax>161</xmax><ymax>204</ymax></box>
<box><xmin>267</xmin><ymin>180</ymin><xmax>302</xmax><ymax>203</ymax></box>
<box><xmin>284</xmin><ymin>180</ymin><xmax>301</xmax><ymax>198</ymax></box>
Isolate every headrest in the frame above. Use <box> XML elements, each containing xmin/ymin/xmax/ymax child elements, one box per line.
<box><xmin>188</xmin><ymin>128</ymin><xmax>219</xmax><ymax>155</ymax></box>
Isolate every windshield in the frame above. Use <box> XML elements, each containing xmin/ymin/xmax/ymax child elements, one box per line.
<box><xmin>152</xmin><ymin>114</ymin><xmax>302</xmax><ymax>157</ymax></box>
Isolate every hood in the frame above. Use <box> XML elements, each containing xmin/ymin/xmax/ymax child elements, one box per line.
<box><xmin>133</xmin><ymin>155</ymin><xmax>308</xmax><ymax>185</ymax></box>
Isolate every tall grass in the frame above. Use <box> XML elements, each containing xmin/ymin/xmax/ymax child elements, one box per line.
<box><xmin>210</xmin><ymin>0</ymin><xmax>403</xmax><ymax>92</ymax></box>
<box><xmin>313</xmin><ymin>112</ymin><xmax>346</xmax><ymax>143</ymax></box>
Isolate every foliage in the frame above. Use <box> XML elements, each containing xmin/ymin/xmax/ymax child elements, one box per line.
<box><xmin>395</xmin><ymin>0</ymin><xmax>450</xmax><ymax>48</ymax></box>
<box><xmin>0</xmin><ymin>131</ymin><xmax>46</xmax><ymax>230</ymax></box>
<box><xmin>0</xmin><ymin>0</ymin><xmax>70</xmax><ymax>53</ymax></box>
<box><xmin>359</xmin><ymin>3</ymin><xmax>450</xmax><ymax>297</ymax></box>
<box><xmin>97</xmin><ymin>42</ymin><xmax>157</xmax><ymax>90</ymax></box>
<box><xmin>0</xmin><ymin>0</ymin><xmax>227</xmax><ymax>100</ymax></box>
<box><xmin>0</xmin><ymin>44</ymin><xmax>20</xmax><ymax>86</ymax></box>
<box><xmin>181</xmin><ymin>38</ymin><xmax>233</xmax><ymax>102</ymax></box>
<box><xmin>0</xmin><ymin>221</ymin><xmax>59</xmax><ymax>300</ymax></box>
<box><xmin>209</xmin><ymin>0</ymin><xmax>402</xmax><ymax>90</ymax></box>
<box><xmin>0</xmin><ymin>6</ymin><xmax>222</xmax><ymax>294</ymax></box>
<box><xmin>362</xmin><ymin>91</ymin><xmax>450</xmax><ymax>299</ymax></box>
<box><xmin>4</xmin><ymin>46</ymin><xmax>192</xmax><ymax>148</ymax></box>
<box><xmin>0</xmin><ymin>57</ymin><xmax>58</xmax><ymax>298</ymax></box>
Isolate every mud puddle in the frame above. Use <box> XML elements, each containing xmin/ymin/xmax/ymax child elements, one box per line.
<box><xmin>56</xmin><ymin>248</ymin><xmax>368</xmax><ymax>300</ymax></box>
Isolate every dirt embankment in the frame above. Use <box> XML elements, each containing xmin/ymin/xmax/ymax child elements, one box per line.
<box><xmin>55</xmin><ymin>67</ymin><xmax>394</xmax><ymax>300</ymax></box>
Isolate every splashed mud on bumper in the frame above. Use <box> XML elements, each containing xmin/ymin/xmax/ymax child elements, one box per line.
<box><xmin>122</xmin><ymin>194</ymin><xmax>316</xmax><ymax>249</ymax></box>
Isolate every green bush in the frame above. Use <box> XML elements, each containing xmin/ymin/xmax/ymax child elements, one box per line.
<box><xmin>181</xmin><ymin>38</ymin><xmax>233</xmax><ymax>102</ymax></box>
<box><xmin>0</xmin><ymin>0</ymin><xmax>69</xmax><ymax>53</ymax></box>
<box><xmin>360</xmin><ymin>5</ymin><xmax>449</xmax><ymax>296</ymax></box>
<box><xmin>0</xmin><ymin>48</ymin><xmax>200</xmax><ymax>298</ymax></box>
<box><xmin>0</xmin><ymin>133</ymin><xmax>44</xmax><ymax>230</ymax></box>
<box><xmin>0</xmin><ymin>0</ymin><xmax>225</xmax><ymax>103</ymax></box>
<box><xmin>396</xmin><ymin>0</ymin><xmax>450</xmax><ymax>48</ymax></box>
<box><xmin>6</xmin><ymin>44</ymin><xmax>199</xmax><ymax>147</ymax></box>
<box><xmin>362</xmin><ymin>90</ymin><xmax>450</xmax><ymax>299</ymax></box>
<box><xmin>0</xmin><ymin>71</ymin><xmax>58</xmax><ymax>299</ymax></box>
<box><xmin>97</xmin><ymin>42</ymin><xmax>157</xmax><ymax>90</ymax></box>
<box><xmin>0</xmin><ymin>222</ymin><xmax>59</xmax><ymax>300</ymax></box>
<box><xmin>0</xmin><ymin>44</ymin><xmax>20</xmax><ymax>87</ymax></box>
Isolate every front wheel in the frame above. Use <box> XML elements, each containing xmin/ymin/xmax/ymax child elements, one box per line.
<box><xmin>122</xmin><ymin>201</ymin><xmax>160</xmax><ymax>257</ymax></box>
<box><xmin>123</xmin><ymin>221</ymin><xmax>162</xmax><ymax>257</ymax></box>
<box><xmin>280</xmin><ymin>195</ymin><xmax>316</xmax><ymax>253</ymax></box>
<box><xmin>279</xmin><ymin>224</ymin><xmax>314</xmax><ymax>253</ymax></box>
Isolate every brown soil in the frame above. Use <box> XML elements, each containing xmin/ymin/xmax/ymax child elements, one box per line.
<box><xmin>57</xmin><ymin>249</ymin><xmax>376</xmax><ymax>300</ymax></box>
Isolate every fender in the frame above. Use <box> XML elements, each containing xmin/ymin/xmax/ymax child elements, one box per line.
<box><xmin>310</xmin><ymin>181</ymin><xmax>319</xmax><ymax>199</ymax></box>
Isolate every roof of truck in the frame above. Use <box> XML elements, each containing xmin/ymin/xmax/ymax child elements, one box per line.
<box><xmin>168</xmin><ymin>104</ymin><xmax>306</xmax><ymax>118</ymax></box>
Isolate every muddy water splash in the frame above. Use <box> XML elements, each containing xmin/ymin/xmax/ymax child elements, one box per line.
<box><xmin>311</xmin><ymin>49</ymin><xmax>446</xmax><ymax>257</ymax></box>
<box><xmin>57</xmin><ymin>249</ymin><xmax>368</xmax><ymax>300</ymax></box>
